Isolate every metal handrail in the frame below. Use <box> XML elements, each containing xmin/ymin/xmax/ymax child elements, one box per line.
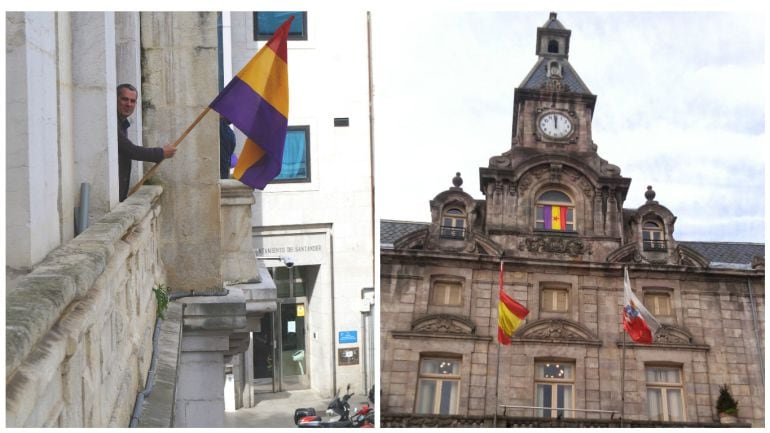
<box><xmin>439</xmin><ymin>225</ymin><xmax>465</xmax><ymax>240</ymax></box>
<box><xmin>500</xmin><ymin>404</ymin><xmax>617</xmax><ymax>419</ymax></box>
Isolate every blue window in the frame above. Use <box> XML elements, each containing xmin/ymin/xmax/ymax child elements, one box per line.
<box><xmin>274</xmin><ymin>126</ymin><xmax>310</xmax><ymax>183</ymax></box>
<box><xmin>253</xmin><ymin>12</ymin><xmax>307</xmax><ymax>41</ymax></box>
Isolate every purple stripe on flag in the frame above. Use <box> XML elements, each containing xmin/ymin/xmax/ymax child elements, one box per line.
<box><xmin>238</xmin><ymin>154</ymin><xmax>281</xmax><ymax>190</ymax></box>
<box><xmin>210</xmin><ymin>77</ymin><xmax>288</xmax><ymax>155</ymax></box>
<box><xmin>543</xmin><ymin>205</ymin><xmax>552</xmax><ymax>230</ymax></box>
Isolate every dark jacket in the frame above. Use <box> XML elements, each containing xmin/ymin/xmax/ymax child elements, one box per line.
<box><xmin>118</xmin><ymin>116</ymin><xmax>164</xmax><ymax>201</ymax></box>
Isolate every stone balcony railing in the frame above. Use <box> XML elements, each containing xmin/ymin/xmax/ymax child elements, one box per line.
<box><xmin>381</xmin><ymin>413</ymin><xmax>751</xmax><ymax>428</ymax></box>
<box><xmin>6</xmin><ymin>186</ymin><xmax>166</xmax><ymax>427</ymax></box>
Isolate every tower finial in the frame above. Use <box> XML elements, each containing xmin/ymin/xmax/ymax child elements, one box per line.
<box><xmin>645</xmin><ymin>185</ymin><xmax>656</xmax><ymax>203</ymax></box>
<box><xmin>452</xmin><ymin>172</ymin><xmax>463</xmax><ymax>189</ymax></box>
<box><xmin>549</xmin><ymin>12</ymin><xmax>557</xmax><ymax>20</ymax></box>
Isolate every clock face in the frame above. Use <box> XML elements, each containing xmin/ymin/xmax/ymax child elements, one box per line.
<box><xmin>539</xmin><ymin>112</ymin><xmax>573</xmax><ymax>138</ymax></box>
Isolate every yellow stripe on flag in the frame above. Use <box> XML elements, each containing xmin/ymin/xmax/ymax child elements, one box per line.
<box><xmin>236</xmin><ymin>47</ymin><xmax>289</xmax><ymax>117</ymax></box>
<box><xmin>498</xmin><ymin>302</ymin><xmax>523</xmax><ymax>336</ymax></box>
<box><xmin>233</xmin><ymin>138</ymin><xmax>266</xmax><ymax>179</ymax></box>
<box><xmin>551</xmin><ymin>205</ymin><xmax>562</xmax><ymax>230</ymax></box>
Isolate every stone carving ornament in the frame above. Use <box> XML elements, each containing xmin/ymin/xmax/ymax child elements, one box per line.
<box><xmin>411</xmin><ymin>314</ymin><xmax>475</xmax><ymax>335</ymax></box>
<box><xmin>527</xmin><ymin>321</ymin><xmax>583</xmax><ymax>340</ymax></box>
<box><xmin>653</xmin><ymin>325</ymin><xmax>693</xmax><ymax>345</ymax></box>
<box><xmin>519</xmin><ymin>236</ymin><xmax>592</xmax><ymax>256</ymax></box>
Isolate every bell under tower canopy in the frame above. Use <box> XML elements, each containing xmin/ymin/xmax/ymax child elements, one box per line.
<box><xmin>536</xmin><ymin>12</ymin><xmax>571</xmax><ymax>59</ymax></box>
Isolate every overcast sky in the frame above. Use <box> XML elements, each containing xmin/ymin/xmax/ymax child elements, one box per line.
<box><xmin>371</xmin><ymin>10</ymin><xmax>765</xmax><ymax>243</ymax></box>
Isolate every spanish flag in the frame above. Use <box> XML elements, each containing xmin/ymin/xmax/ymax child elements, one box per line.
<box><xmin>498</xmin><ymin>261</ymin><xmax>529</xmax><ymax>345</ymax></box>
<box><xmin>210</xmin><ymin>16</ymin><xmax>293</xmax><ymax>189</ymax></box>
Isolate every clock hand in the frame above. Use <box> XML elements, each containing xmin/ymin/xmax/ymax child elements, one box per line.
<box><xmin>553</xmin><ymin>114</ymin><xmax>558</xmax><ymax>129</ymax></box>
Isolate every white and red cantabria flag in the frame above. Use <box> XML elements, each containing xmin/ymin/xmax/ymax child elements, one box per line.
<box><xmin>622</xmin><ymin>267</ymin><xmax>660</xmax><ymax>344</ymax></box>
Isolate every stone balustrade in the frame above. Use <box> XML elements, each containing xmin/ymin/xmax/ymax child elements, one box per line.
<box><xmin>5</xmin><ymin>186</ymin><xmax>166</xmax><ymax>427</ymax></box>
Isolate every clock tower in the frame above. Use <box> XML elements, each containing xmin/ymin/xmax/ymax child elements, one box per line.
<box><xmin>480</xmin><ymin>12</ymin><xmax>631</xmax><ymax>253</ymax></box>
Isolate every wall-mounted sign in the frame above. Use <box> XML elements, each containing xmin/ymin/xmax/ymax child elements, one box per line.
<box><xmin>338</xmin><ymin>347</ymin><xmax>360</xmax><ymax>366</ymax></box>
<box><xmin>296</xmin><ymin>304</ymin><xmax>305</xmax><ymax>317</ymax></box>
<box><xmin>338</xmin><ymin>330</ymin><xmax>358</xmax><ymax>344</ymax></box>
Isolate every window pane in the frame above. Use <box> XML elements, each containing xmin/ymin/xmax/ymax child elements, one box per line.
<box><xmin>647</xmin><ymin>388</ymin><xmax>663</xmax><ymax>420</ymax></box>
<box><xmin>557</xmin><ymin>384</ymin><xmax>573</xmax><ymax>417</ymax></box>
<box><xmin>421</xmin><ymin>358</ymin><xmax>460</xmax><ymax>375</ymax></box>
<box><xmin>254</xmin><ymin>11</ymin><xmax>306</xmax><ymax>40</ymax></box>
<box><xmin>536</xmin><ymin>384</ymin><xmax>552</xmax><ymax>418</ymax></box>
<box><xmin>438</xmin><ymin>381</ymin><xmax>458</xmax><ymax>415</ymax></box>
<box><xmin>275</xmin><ymin>128</ymin><xmax>309</xmax><ymax>181</ymax></box>
<box><xmin>538</xmin><ymin>191</ymin><xmax>571</xmax><ymax>203</ymax></box>
<box><xmin>446</xmin><ymin>208</ymin><xmax>463</xmax><ymax>216</ymax></box>
<box><xmin>537</xmin><ymin>362</ymin><xmax>572</xmax><ymax>380</ymax></box>
<box><xmin>416</xmin><ymin>380</ymin><xmax>437</xmax><ymax>414</ymax></box>
<box><xmin>667</xmin><ymin>389</ymin><xmax>683</xmax><ymax>421</ymax></box>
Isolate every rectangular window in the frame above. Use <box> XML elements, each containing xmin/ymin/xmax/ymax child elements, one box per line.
<box><xmin>273</xmin><ymin>126</ymin><xmax>310</xmax><ymax>183</ymax></box>
<box><xmin>644</xmin><ymin>293</ymin><xmax>672</xmax><ymax>316</ymax></box>
<box><xmin>535</xmin><ymin>362</ymin><xmax>574</xmax><ymax>418</ymax></box>
<box><xmin>416</xmin><ymin>357</ymin><xmax>460</xmax><ymax>415</ymax></box>
<box><xmin>253</xmin><ymin>12</ymin><xmax>307</xmax><ymax>41</ymax></box>
<box><xmin>431</xmin><ymin>281</ymin><xmax>463</xmax><ymax>306</ymax></box>
<box><xmin>269</xmin><ymin>266</ymin><xmax>310</xmax><ymax>298</ymax></box>
<box><xmin>646</xmin><ymin>366</ymin><xmax>685</xmax><ymax>421</ymax></box>
<box><xmin>541</xmin><ymin>288</ymin><xmax>569</xmax><ymax>312</ymax></box>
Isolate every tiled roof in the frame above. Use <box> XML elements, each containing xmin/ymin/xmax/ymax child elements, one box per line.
<box><xmin>380</xmin><ymin>220</ymin><xmax>428</xmax><ymax>246</ymax></box>
<box><xmin>680</xmin><ymin>241</ymin><xmax>764</xmax><ymax>267</ymax></box>
<box><xmin>520</xmin><ymin>59</ymin><xmax>591</xmax><ymax>94</ymax></box>
<box><xmin>379</xmin><ymin>220</ymin><xmax>764</xmax><ymax>267</ymax></box>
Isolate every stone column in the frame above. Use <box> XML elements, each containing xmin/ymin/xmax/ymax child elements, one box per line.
<box><xmin>6</xmin><ymin>12</ymin><xmax>62</xmax><ymax>269</ymax></box>
<box><xmin>72</xmin><ymin>12</ymin><xmax>120</xmax><ymax>220</ymax></box>
<box><xmin>140</xmin><ymin>12</ymin><xmax>223</xmax><ymax>291</ymax></box>
<box><xmin>115</xmin><ymin>12</ymin><xmax>144</xmax><ymax>190</ymax></box>
<box><xmin>174</xmin><ymin>289</ymin><xmax>247</xmax><ymax>427</ymax></box>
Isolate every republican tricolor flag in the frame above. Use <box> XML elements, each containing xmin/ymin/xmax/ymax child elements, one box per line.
<box><xmin>210</xmin><ymin>16</ymin><xmax>293</xmax><ymax>189</ymax></box>
<box><xmin>498</xmin><ymin>261</ymin><xmax>529</xmax><ymax>345</ymax></box>
<box><xmin>622</xmin><ymin>267</ymin><xmax>660</xmax><ymax>344</ymax></box>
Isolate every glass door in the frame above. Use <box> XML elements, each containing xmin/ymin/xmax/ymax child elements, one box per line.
<box><xmin>252</xmin><ymin>313</ymin><xmax>275</xmax><ymax>393</ymax></box>
<box><xmin>279</xmin><ymin>300</ymin><xmax>308</xmax><ymax>390</ymax></box>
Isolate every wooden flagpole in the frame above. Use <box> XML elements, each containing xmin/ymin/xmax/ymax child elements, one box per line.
<box><xmin>126</xmin><ymin>106</ymin><xmax>212</xmax><ymax>198</ymax></box>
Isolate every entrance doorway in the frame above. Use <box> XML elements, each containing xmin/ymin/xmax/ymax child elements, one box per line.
<box><xmin>252</xmin><ymin>265</ymin><xmax>318</xmax><ymax>392</ymax></box>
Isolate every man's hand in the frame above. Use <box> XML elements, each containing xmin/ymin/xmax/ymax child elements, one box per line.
<box><xmin>162</xmin><ymin>144</ymin><xmax>177</xmax><ymax>159</ymax></box>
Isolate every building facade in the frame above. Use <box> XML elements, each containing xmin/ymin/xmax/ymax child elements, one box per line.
<box><xmin>224</xmin><ymin>9</ymin><xmax>375</xmax><ymax>398</ymax></box>
<box><xmin>380</xmin><ymin>13</ymin><xmax>764</xmax><ymax>427</ymax></box>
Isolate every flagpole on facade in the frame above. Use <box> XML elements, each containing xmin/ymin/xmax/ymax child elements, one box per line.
<box><xmin>494</xmin><ymin>336</ymin><xmax>501</xmax><ymax>427</ymax></box>
<box><xmin>620</xmin><ymin>329</ymin><xmax>626</xmax><ymax>428</ymax></box>
<box><xmin>493</xmin><ymin>258</ymin><xmax>503</xmax><ymax>427</ymax></box>
<box><xmin>127</xmin><ymin>106</ymin><xmax>212</xmax><ymax>198</ymax></box>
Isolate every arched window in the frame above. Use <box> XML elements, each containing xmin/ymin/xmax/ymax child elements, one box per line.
<box><xmin>548</xmin><ymin>39</ymin><xmax>559</xmax><ymax>53</ymax></box>
<box><xmin>535</xmin><ymin>191</ymin><xmax>575</xmax><ymax>232</ymax></box>
<box><xmin>440</xmin><ymin>208</ymin><xmax>466</xmax><ymax>239</ymax></box>
<box><xmin>643</xmin><ymin>220</ymin><xmax>665</xmax><ymax>251</ymax></box>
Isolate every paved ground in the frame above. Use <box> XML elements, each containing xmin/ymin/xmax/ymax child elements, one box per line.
<box><xmin>224</xmin><ymin>388</ymin><xmax>370</xmax><ymax>428</ymax></box>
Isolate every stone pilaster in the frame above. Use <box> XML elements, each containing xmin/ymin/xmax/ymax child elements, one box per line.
<box><xmin>174</xmin><ymin>289</ymin><xmax>247</xmax><ymax>427</ymax></box>
<box><xmin>140</xmin><ymin>12</ymin><xmax>223</xmax><ymax>292</ymax></box>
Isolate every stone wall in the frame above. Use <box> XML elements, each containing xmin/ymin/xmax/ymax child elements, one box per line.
<box><xmin>6</xmin><ymin>186</ymin><xmax>166</xmax><ymax>427</ymax></box>
<box><xmin>380</xmin><ymin>254</ymin><xmax>765</xmax><ymax>426</ymax></box>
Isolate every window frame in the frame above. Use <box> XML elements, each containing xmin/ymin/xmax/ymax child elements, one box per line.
<box><xmin>643</xmin><ymin>291</ymin><xmax>672</xmax><ymax>317</ymax></box>
<box><xmin>541</xmin><ymin>288</ymin><xmax>569</xmax><ymax>313</ymax></box>
<box><xmin>440</xmin><ymin>207</ymin><xmax>466</xmax><ymax>240</ymax></box>
<box><xmin>645</xmin><ymin>365</ymin><xmax>686</xmax><ymax>422</ymax></box>
<box><xmin>534</xmin><ymin>190</ymin><xmax>576</xmax><ymax>232</ymax></box>
<box><xmin>415</xmin><ymin>356</ymin><xmax>461</xmax><ymax>415</ymax></box>
<box><xmin>271</xmin><ymin>125</ymin><xmax>311</xmax><ymax>184</ymax></box>
<box><xmin>534</xmin><ymin>361</ymin><xmax>575</xmax><ymax>419</ymax></box>
<box><xmin>642</xmin><ymin>220</ymin><xmax>666</xmax><ymax>251</ymax></box>
<box><xmin>253</xmin><ymin>11</ymin><xmax>308</xmax><ymax>41</ymax></box>
<box><xmin>430</xmin><ymin>280</ymin><xmax>463</xmax><ymax>307</ymax></box>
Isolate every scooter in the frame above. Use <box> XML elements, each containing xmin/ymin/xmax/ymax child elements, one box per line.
<box><xmin>294</xmin><ymin>385</ymin><xmax>373</xmax><ymax>428</ymax></box>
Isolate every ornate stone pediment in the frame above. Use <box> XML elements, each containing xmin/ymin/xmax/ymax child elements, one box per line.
<box><xmin>518</xmin><ymin>236</ymin><xmax>592</xmax><ymax>256</ymax></box>
<box><xmin>411</xmin><ymin>314</ymin><xmax>475</xmax><ymax>335</ymax></box>
<box><xmin>515</xmin><ymin>319</ymin><xmax>601</xmax><ymax>346</ymax></box>
<box><xmin>654</xmin><ymin>325</ymin><xmax>693</xmax><ymax>345</ymax></box>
